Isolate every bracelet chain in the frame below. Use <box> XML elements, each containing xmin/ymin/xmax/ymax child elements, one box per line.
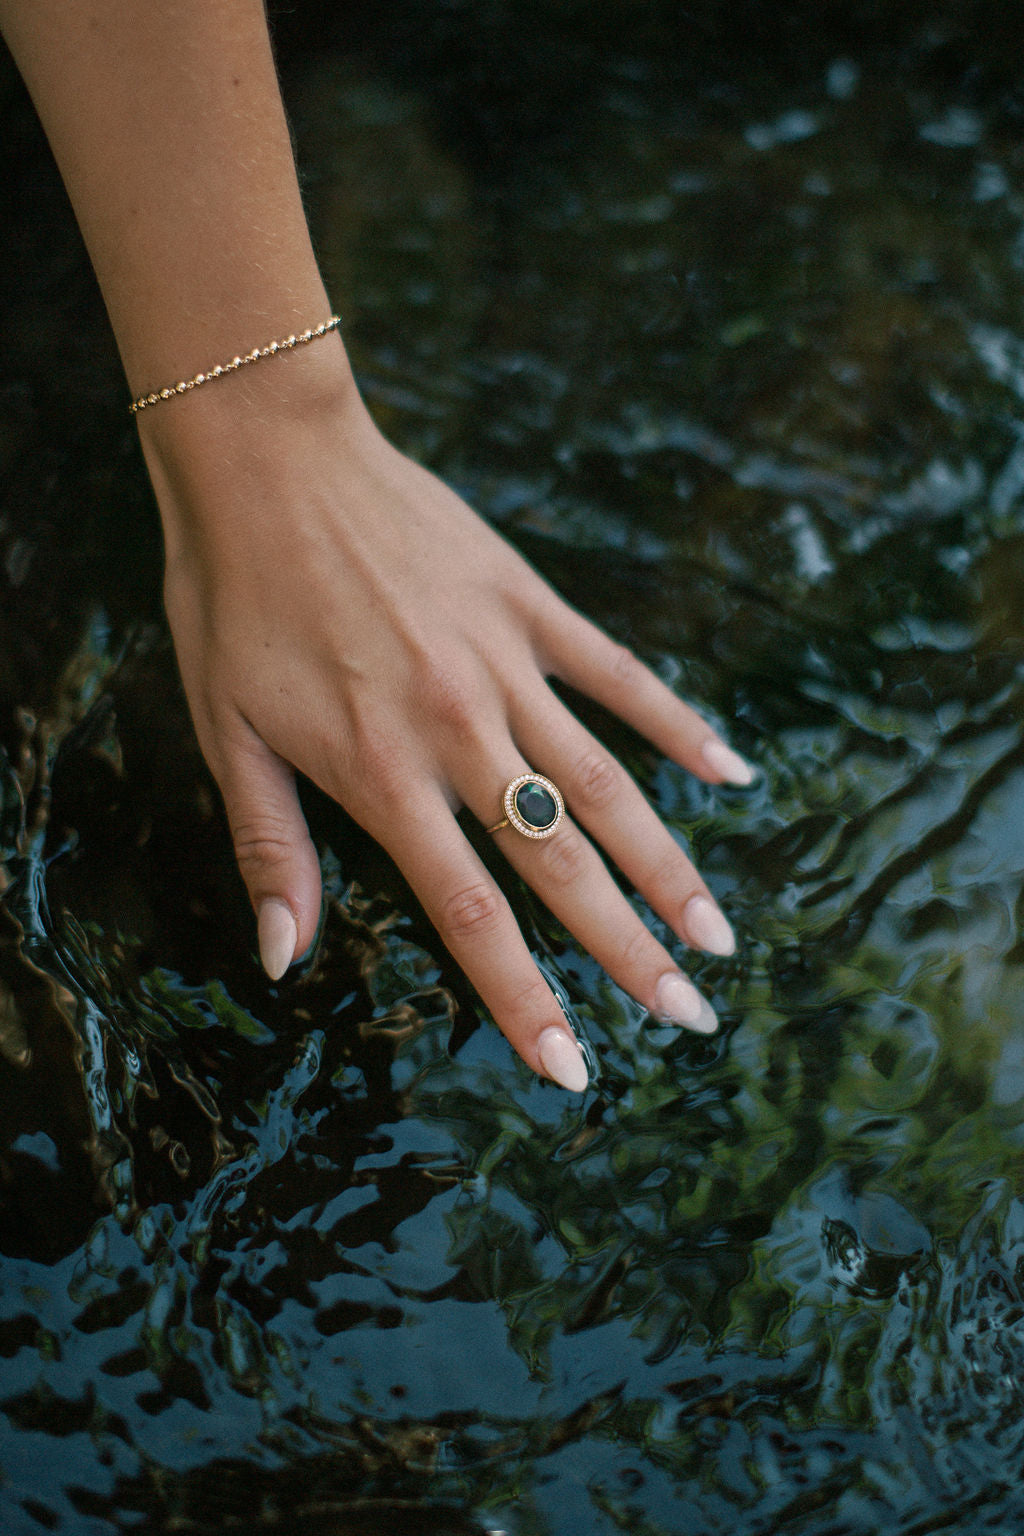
<box><xmin>129</xmin><ymin>315</ymin><xmax>342</xmax><ymax>414</ymax></box>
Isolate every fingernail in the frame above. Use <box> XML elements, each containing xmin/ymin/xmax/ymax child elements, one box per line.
<box><xmin>701</xmin><ymin>738</ymin><xmax>755</xmax><ymax>787</ymax></box>
<box><xmin>684</xmin><ymin>894</ymin><xmax>736</xmax><ymax>956</ymax></box>
<box><xmin>654</xmin><ymin>971</ymin><xmax>718</xmax><ymax>1034</ymax></box>
<box><xmin>537</xmin><ymin>1026</ymin><xmax>589</xmax><ymax>1093</ymax></box>
<box><xmin>258</xmin><ymin>899</ymin><xmax>298</xmax><ymax>981</ymax></box>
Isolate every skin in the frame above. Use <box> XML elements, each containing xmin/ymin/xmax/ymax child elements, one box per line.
<box><xmin>0</xmin><ymin>0</ymin><xmax>748</xmax><ymax>1088</ymax></box>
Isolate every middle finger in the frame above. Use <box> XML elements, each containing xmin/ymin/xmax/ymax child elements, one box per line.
<box><xmin>461</xmin><ymin>747</ymin><xmax>717</xmax><ymax>1034</ymax></box>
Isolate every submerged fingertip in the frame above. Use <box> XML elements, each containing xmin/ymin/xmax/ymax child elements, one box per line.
<box><xmin>701</xmin><ymin>737</ymin><xmax>755</xmax><ymax>787</ymax></box>
<box><xmin>686</xmin><ymin>994</ymin><xmax>720</xmax><ymax>1036</ymax></box>
<box><xmin>684</xmin><ymin>894</ymin><xmax>736</xmax><ymax>957</ymax></box>
<box><xmin>257</xmin><ymin>898</ymin><xmax>298</xmax><ymax>981</ymax></box>
<box><xmin>537</xmin><ymin>1025</ymin><xmax>589</xmax><ymax>1093</ymax></box>
<box><xmin>653</xmin><ymin>970</ymin><xmax>703</xmax><ymax>1025</ymax></box>
<box><xmin>653</xmin><ymin>972</ymin><xmax>718</xmax><ymax>1034</ymax></box>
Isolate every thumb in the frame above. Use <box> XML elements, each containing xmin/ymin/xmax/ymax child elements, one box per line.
<box><xmin>213</xmin><ymin>730</ymin><xmax>323</xmax><ymax>980</ymax></box>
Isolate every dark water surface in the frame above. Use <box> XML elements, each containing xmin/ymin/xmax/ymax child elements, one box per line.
<box><xmin>3</xmin><ymin>4</ymin><xmax>1024</xmax><ymax>1531</ymax></box>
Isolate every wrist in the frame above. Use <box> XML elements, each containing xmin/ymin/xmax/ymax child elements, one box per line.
<box><xmin>136</xmin><ymin>328</ymin><xmax>371</xmax><ymax>551</ymax></box>
<box><xmin>129</xmin><ymin>316</ymin><xmax>343</xmax><ymax>416</ymax></box>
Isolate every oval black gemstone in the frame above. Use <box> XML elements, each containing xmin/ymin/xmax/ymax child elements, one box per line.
<box><xmin>515</xmin><ymin>780</ymin><xmax>558</xmax><ymax>830</ymax></box>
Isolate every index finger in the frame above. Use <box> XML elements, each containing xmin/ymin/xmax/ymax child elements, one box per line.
<box><xmin>535</xmin><ymin>600</ymin><xmax>755</xmax><ymax>786</ymax></box>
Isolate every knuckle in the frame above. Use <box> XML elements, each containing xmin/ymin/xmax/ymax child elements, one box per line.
<box><xmin>617</xmin><ymin>920</ymin><xmax>659</xmax><ymax>977</ymax></box>
<box><xmin>346</xmin><ymin>720</ymin><xmax>409</xmax><ymax>810</ymax></box>
<box><xmin>648</xmin><ymin>846</ymin><xmax>698</xmax><ymax>908</ymax></box>
<box><xmin>535</xmin><ymin>827</ymin><xmax>589</xmax><ymax>890</ymax></box>
<box><xmin>440</xmin><ymin>882</ymin><xmax>505</xmax><ymax>942</ymax></box>
<box><xmin>417</xmin><ymin>654</ymin><xmax>483</xmax><ymax>738</ymax></box>
<box><xmin>607</xmin><ymin>640</ymin><xmax>643</xmax><ymax>690</ymax></box>
<box><xmin>230</xmin><ymin>816</ymin><xmax>296</xmax><ymax>878</ymax></box>
<box><xmin>501</xmin><ymin>973</ymin><xmax>560</xmax><ymax>1032</ymax></box>
<box><xmin>571</xmin><ymin>750</ymin><xmax>622</xmax><ymax>814</ymax></box>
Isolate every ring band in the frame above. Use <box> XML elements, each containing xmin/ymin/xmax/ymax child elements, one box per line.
<box><xmin>486</xmin><ymin>773</ymin><xmax>565</xmax><ymax>839</ymax></box>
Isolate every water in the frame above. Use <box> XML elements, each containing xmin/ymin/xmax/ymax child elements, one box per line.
<box><xmin>3</xmin><ymin>4</ymin><xmax>1024</xmax><ymax>1531</ymax></box>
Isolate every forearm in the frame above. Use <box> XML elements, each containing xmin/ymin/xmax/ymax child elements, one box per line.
<box><xmin>0</xmin><ymin>0</ymin><xmax>333</xmax><ymax>396</ymax></box>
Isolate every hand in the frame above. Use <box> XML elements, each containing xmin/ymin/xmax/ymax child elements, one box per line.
<box><xmin>138</xmin><ymin>354</ymin><xmax>752</xmax><ymax>1092</ymax></box>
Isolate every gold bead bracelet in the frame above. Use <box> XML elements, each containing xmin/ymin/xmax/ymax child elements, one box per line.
<box><xmin>129</xmin><ymin>315</ymin><xmax>342</xmax><ymax>414</ymax></box>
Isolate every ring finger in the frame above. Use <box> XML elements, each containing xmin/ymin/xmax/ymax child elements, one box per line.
<box><xmin>462</xmin><ymin>752</ymin><xmax>717</xmax><ymax>1035</ymax></box>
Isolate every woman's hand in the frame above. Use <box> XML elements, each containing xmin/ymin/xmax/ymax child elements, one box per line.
<box><xmin>140</xmin><ymin>351</ymin><xmax>751</xmax><ymax>1091</ymax></box>
<box><xmin>0</xmin><ymin>0</ymin><xmax>750</xmax><ymax>1090</ymax></box>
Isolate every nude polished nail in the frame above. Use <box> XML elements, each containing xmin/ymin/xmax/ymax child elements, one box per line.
<box><xmin>258</xmin><ymin>899</ymin><xmax>298</xmax><ymax>981</ymax></box>
<box><xmin>654</xmin><ymin>972</ymin><xmax>718</xmax><ymax>1034</ymax></box>
<box><xmin>701</xmin><ymin>738</ymin><xmax>755</xmax><ymax>786</ymax></box>
<box><xmin>537</xmin><ymin>1026</ymin><xmax>589</xmax><ymax>1093</ymax></box>
<box><xmin>684</xmin><ymin>894</ymin><xmax>736</xmax><ymax>957</ymax></box>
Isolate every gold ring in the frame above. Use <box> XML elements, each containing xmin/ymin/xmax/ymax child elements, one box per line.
<box><xmin>486</xmin><ymin>773</ymin><xmax>565</xmax><ymax>839</ymax></box>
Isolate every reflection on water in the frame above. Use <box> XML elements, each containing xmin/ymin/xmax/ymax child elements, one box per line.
<box><xmin>4</xmin><ymin>3</ymin><xmax>1024</xmax><ymax>1531</ymax></box>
